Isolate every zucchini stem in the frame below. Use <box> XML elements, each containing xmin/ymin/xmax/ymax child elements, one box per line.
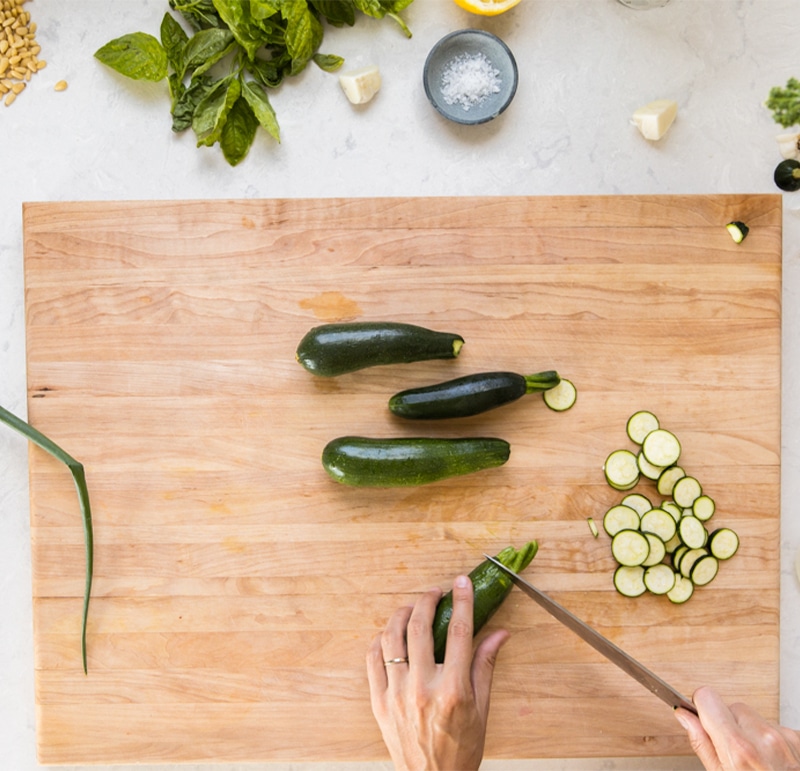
<box><xmin>523</xmin><ymin>370</ymin><xmax>561</xmax><ymax>393</ymax></box>
<box><xmin>0</xmin><ymin>405</ymin><xmax>93</xmax><ymax>674</ymax></box>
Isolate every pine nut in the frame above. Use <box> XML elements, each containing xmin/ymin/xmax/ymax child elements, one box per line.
<box><xmin>4</xmin><ymin>89</ymin><xmax>15</xmax><ymax>105</ymax></box>
<box><xmin>54</xmin><ymin>79</ymin><xmax>66</xmax><ymax>91</ymax></box>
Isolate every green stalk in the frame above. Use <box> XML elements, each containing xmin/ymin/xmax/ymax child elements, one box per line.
<box><xmin>0</xmin><ymin>405</ymin><xmax>93</xmax><ymax>674</ymax></box>
<box><xmin>523</xmin><ymin>370</ymin><xmax>561</xmax><ymax>393</ymax></box>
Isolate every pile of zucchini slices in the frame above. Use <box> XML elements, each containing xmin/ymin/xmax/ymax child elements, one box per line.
<box><xmin>601</xmin><ymin>410</ymin><xmax>739</xmax><ymax>604</ymax></box>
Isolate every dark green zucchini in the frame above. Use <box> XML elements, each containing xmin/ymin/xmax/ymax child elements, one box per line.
<box><xmin>388</xmin><ymin>370</ymin><xmax>560</xmax><ymax>419</ymax></box>
<box><xmin>321</xmin><ymin>436</ymin><xmax>510</xmax><ymax>487</ymax></box>
<box><xmin>432</xmin><ymin>542</ymin><xmax>538</xmax><ymax>663</ymax></box>
<box><xmin>774</xmin><ymin>159</ymin><xmax>800</xmax><ymax>191</ymax></box>
<box><xmin>296</xmin><ymin>322</ymin><xmax>464</xmax><ymax>377</ymax></box>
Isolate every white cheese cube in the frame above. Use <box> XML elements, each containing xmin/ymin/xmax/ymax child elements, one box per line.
<box><xmin>339</xmin><ymin>66</ymin><xmax>382</xmax><ymax>105</ymax></box>
<box><xmin>631</xmin><ymin>99</ymin><xmax>678</xmax><ymax>141</ymax></box>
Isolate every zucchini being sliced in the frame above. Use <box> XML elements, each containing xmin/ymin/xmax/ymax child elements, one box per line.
<box><xmin>542</xmin><ymin>378</ymin><xmax>578</xmax><ymax>412</ymax></box>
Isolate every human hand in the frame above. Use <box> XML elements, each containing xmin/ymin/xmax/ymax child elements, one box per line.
<box><xmin>675</xmin><ymin>685</ymin><xmax>800</xmax><ymax>770</ymax></box>
<box><xmin>366</xmin><ymin>574</ymin><xmax>510</xmax><ymax>771</ymax></box>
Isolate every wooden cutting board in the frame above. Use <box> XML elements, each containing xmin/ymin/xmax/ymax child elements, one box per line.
<box><xmin>23</xmin><ymin>195</ymin><xmax>781</xmax><ymax>764</ymax></box>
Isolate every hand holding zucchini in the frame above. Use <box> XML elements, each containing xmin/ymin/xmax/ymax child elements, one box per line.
<box><xmin>388</xmin><ymin>370</ymin><xmax>560</xmax><ymax>419</ymax></box>
<box><xmin>296</xmin><ymin>321</ymin><xmax>464</xmax><ymax>377</ymax></box>
<box><xmin>432</xmin><ymin>542</ymin><xmax>538</xmax><ymax>663</ymax></box>
<box><xmin>321</xmin><ymin>436</ymin><xmax>510</xmax><ymax>487</ymax></box>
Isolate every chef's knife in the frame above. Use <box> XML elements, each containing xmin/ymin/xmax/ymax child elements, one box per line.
<box><xmin>483</xmin><ymin>554</ymin><xmax>697</xmax><ymax>714</ymax></box>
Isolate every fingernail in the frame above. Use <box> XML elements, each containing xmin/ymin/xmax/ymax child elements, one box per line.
<box><xmin>454</xmin><ymin>574</ymin><xmax>470</xmax><ymax>589</ymax></box>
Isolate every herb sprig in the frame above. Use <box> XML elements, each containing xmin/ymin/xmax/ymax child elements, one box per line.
<box><xmin>95</xmin><ymin>0</ymin><xmax>414</xmax><ymax>166</ymax></box>
<box><xmin>765</xmin><ymin>77</ymin><xmax>800</xmax><ymax>129</ymax></box>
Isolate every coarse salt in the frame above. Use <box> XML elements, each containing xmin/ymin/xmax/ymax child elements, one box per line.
<box><xmin>440</xmin><ymin>52</ymin><xmax>501</xmax><ymax>112</ymax></box>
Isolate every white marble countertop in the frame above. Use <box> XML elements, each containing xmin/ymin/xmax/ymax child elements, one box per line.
<box><xmin>2</xmin><ymin>1</ymin><xmax>799</xmax><ymax>769</ymax></box>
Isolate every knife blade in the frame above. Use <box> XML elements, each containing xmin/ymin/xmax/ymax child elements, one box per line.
<box><xmin>483</xmin><ymin>554</ymin><xmax>697</xmax><ymax>714</ymax></box>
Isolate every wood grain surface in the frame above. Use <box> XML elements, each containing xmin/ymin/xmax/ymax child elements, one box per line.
<box><xmin>23</xmin><ymin>195</ymin><xmax>781</xmax><ymax>764</ymax></box>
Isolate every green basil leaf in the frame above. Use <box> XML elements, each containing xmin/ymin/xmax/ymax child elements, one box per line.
<box><xmin>381</xmin><ymin>0</ymin><xmax>414</xmax><ymax>12</ymax></box>
<box><xmin>310</xmin><ymin>0</ymin><xmax>356</xmax><ymax>26</ymax></box>
<box><xmin>193</xmin><ymin>75</ymin><xmax>241</xmax><ymax>147</ymax></box>
<box><xmin>94</xmin><ymin>32</ymin><xmax>168</xmax><ymax>81</ymax></box>
<box><xmin>220</xmin><ymin>95</ymin><xmax>259</xmax><ymax>165</ymax></box>
<box><xmin>246</xmin><ymin>54</ymin><xmax>288</xmax><ymax>88</ymax></box>
<box><xmin>212</xmin><ymin>0</ymin><xmax>267</xmax><ymax>61</ymax></box>
<box><xmin>160</xmin><ymin>12</ymin><xmax>188</xmax><ymax>73</ymax></box>
<box><xmin>169</xmin><ymin>0</ymin><xmax>224</xmax><ymax>30</ymax></box>
<box><xmin>312</xmin><ymin>52</ymin><xmax>344</xmax><ymax>72</ymax></box>
<box><xmin>282</xmin><ymin>0</ymin><xmax>323</xmax><ymax>75</ymax></box>
<box><xmin>181</xmin><ymin>27</ymin><xmax>235</xmax><ymax>78</ymax></box>
<box><xmin>171</xmin><ymin>74</ymin><xmax>214</xmax><ymax>132</ymax></box>
<box><xmin>250</xmin><ymin>0</ymin><xmax>282</xmax><ymax>20</ymax></box>
<box><xmin>242</xmin><ymin>78</ymin><xmax>280</xmax><ymax>142</ymax></box>
<box><xmin>352</xmin><ymin>0</ymin><xmax>384</xmax><ymax>18</ymax></box>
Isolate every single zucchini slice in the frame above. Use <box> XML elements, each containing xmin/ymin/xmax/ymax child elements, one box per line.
<box><xmin>321</xmin><ymin>436</ymin><xmax>510</xmax><ymax>487</ymax></box>
<box><xmin>587</xmin><ymin>517</ymin><xmax>600</xmax><ymax>538</ymax></box>
<box><xmin>692</xmin><ymin>494</ymin><xmax>716</xmax><ymax>521</ymax></box>
<box><xmin>432</xmin><ymin>542</ymin><xmax>538</xmax><ymax>663</ymax></box>
<box><xmin>611</xmin><ymin>529</ymin><xmax>650</xmax><ymax>567</ymax></box>
<box><xmin>641</xmin><ymin>428</ymin><xmax>681</xmax><ymax>468</ymax></box>
<box><xmin>673</xmin><ymin>475</ymin><xmax>702</xmax><ymax>508</ymax></box>
<box><xmin>603</xmin><ymin>504</ymin><xmax>641</xmax><ymax>536</ymax></box>
<box><xmin>672</xmin><ymin>544</ymin><xmax>689</xmax><ymax>571</ymax></box>
<box><xmin>542</xmin><ymin>378</ymin><xmax>577</xmax><ymax>412</ymax></box>
<box><xmin>604</xmin><ymin>449</ymin><xmax>639</xmax><ymax>490</ymax></box>
<box><xmin>614</xmin><ymin>565</ymin><xmax>647</xmax><ymax>597</ymax></box>
<box><xmin>690</xmin><ymin>554</ymin><xmax>719</xmax><ymax>586</ymax></box>
<box><xmin>640</xmin><ymin>507</ymin><xmax>677</xmax><ymax>543</ymax></box>
<box><xmin>642</xmin><ymin>533</ymin><xmax>667</xmax><ymax>567</ymax></box>
<box><xmin>657</xmin><ymin>465</ymin><xmax>686</xmax><ymax>497</ymax></box>
<box><xmin>620</xmin><ymin>492</ymin><xmax>652</xmax><ymax>517</ymax></box>
<box><xmin>388</xmin><ymin>370</ymin><xmax>560</xmax><ymax>420</ymax></box>
<box><xmin>296</xmin><ymin>321</ymin><xmax>464</xmax><ymax>377</ymax></box>
<box><xmin>678</xmin><ymin>515</ymin><xmax>708</xmax><ymax>550</ymax></box>
<box><xmin>644</xmin><ymin>563</ymin><xmax>676</xmax><ymax>595</ymax></box>
<box><xmin>664</xmin><ymin>533</ymin><xmax>683</xmax><ymax>554</ymax></box>
<box><xmin>637</xmin><ymin>450</ymin><xmax>665</xmax><ymax>481</ymax></box>
<box><xmin>626</xmin><ymin>410</ymin><xmax>659</xmax><ymax>445</ymax></box>
<box><xmin>708</xmin><ymin>527</ymin><xmax>739</xmax><ymax>560</ymax></box>
<box><xmin>667</xmin><ymin>573</ymin><xmax>694</xmax><ymax>604</ymax></box>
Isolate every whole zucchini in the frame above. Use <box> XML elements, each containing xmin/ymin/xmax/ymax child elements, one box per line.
<box><xmin>321</xmin><ymin>436</ymin><xmax>510</xmax><ymax>487</ymax></box>
<box><xmin>432</xmin><ymin>542</ymin><xmax>538</xmax><ymax>663</ymax></box>
<box><xmin>296</xmin><ymin>321</ymin><xmax>464</xmax><ymax>377</ymax></box>
<box><xmin>388</xmin><ymin>370</ymin><xmax>560</xmax><ymax>419</ymax></box>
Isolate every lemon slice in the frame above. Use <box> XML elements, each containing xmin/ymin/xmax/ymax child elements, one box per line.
<box><xmin>452</xmin><ymin>0</ymin><xmax>522</xmax><ymax>15</ymax></box>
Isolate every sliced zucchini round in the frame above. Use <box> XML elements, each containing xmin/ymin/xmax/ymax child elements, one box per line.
<box><xmin>542</xmin><ymin>378</ymin><xmax>577</xmax><ymax>412</ymax></box>
<box><xmin>671</xmin><ymin>544</ymin><xmax>689</xmax><ymax>571</ymax></box>
<box><xmin>657</xmin><ymin>465</ymin><xmax>686</xmax><ymax>497</ymax></box>
<box><xmin>641</xmin><ymin>428</ymin><xmax>681</xmax><ymax>468</ymax></box>
<box><xmin>626</xmin><ymin>410</ymin><xmax>659</xmax><ymax>445</ymax></box>
<box><xmin>673</xmin><ymin>475</ymin><xmax>702</xmax><ymax>508</ymax></box>
<box><xmin>604</xmin><ymin>449</ymin><xmax>639</xmax><ymax>490</ymax></box>
<box><xmin>603</xmin><ymin>504</ymin><xmax>641</xmax><ymax>536</ymax></box>
<box><xmin>708</xmin><ymin>527</ymin><xmax>739</xmax><ymax>560</ymax></box>
<box><xmin>678</xmin><ymin>515</ymin><xmax>708</xmax><ymax>550</ymax></box>
<box><xmin>667</xmin><ymin>574</ymin><xmax>694</xmax><ymax>604</ymax></box>
<box><xmin>690</xmin><ymin>555</ymin><xmax>719</xmax><ymax>586</ymax></box>
<box><xmin>642</xmin><ymin>533</ymin><xmax>667</xmax><ymax>567</ymax></box>
<box><xmin>692</xmin><ymin>494</ymin><xmax>716</xmax><ymax>521</ymax></box>
<box><xmin>611</xmin><ymin>529</ymin><xmax>650</xmax><ymax>567</ymax></box>
<box><xmin>614</xmin><ymin>565</ymin><xmax>647</xmax><ymax>597</ymax></box>
<box><xmin>661</xmin><ymin>500</ymin><xmax>683</xmax><ymax>523</ymax></box>
<box><xmin>621</xmin><ymin>492</ymin><xmax>652</xmax><ymax>517</ymax></box>
<box><xmin>637</xmin><ymin>450</ymin><xmax>665</xmax><ymax>481</ymax></box>
<box><xmin>640</xmin><ymin>507</ymin><xmax>677</xmax><ymax>542</ymax></box>
<box><xmin>664</xmin><ymin>533</ymin><xmax>683</xmax><ymax>554</ymax></box>
<box><xmin>644</xmin><ymin>563</ymin><xmax>676</xmax><ymax>595</ymax></box>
